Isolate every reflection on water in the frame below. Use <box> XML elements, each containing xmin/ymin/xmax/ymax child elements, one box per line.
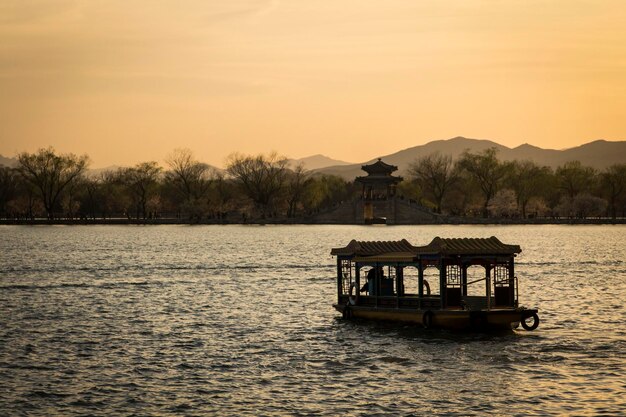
<box><xmin>1</xmin><ymin>225</ymin><xmax>625</xmax><ymax>416</ymax></box>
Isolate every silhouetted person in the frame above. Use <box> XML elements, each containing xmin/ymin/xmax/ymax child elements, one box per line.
<box><xmin>361</xmin><ymin>267</ymin><xmax>384</xmax><ymax>294</ymax></box>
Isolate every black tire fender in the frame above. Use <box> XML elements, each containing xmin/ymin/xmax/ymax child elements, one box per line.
<box><xmin>521</xmin><ymin>312</ymin><xmax>540</xmax><ymax>331</ymax></box>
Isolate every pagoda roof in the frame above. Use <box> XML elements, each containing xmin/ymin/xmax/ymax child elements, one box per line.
<box><xmin>331</xmin><ymin>236</ymin><xmax>521</xmax><ymax>259</ymax></box>
<box><xmin>361</xmin><ymin>158</ymin><xmax>398</xmax><ymax>175</ymax></box>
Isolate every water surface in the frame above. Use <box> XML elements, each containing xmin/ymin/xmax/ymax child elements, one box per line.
<box><xmin>1</xmin><ymin>225</ymin><xmax>625</xmax><ymax>416</ymax></box>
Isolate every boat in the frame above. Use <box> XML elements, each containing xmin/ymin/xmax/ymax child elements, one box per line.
<box><xmin>331</xmin><ymin>236</ymin><xmax>540</xmax><ymax>331</ymax></box>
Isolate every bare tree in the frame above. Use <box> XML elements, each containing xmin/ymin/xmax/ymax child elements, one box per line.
<box><xmin>210</xmin><ymin>172</ymin><xmax>237</xmax><ymax>219</ymax></box>
<box><xmin>77</xmin><ymin>173</ymin><xmax>122</xmax><ymax>220</ymax></box>
<box><xmin>226</xmin><ymin>152</ymin><xmax>288</xmax><ymax>218</ymax></box>
<box><xmin>600</xmin><ymin>164</ymin><xmax>626</xmax><ymax>219</ymax></box>
<box><xmin>77</xmin><ymin>176</ymin><xmax>100</xmax><ymax>220</ymax></box>
<box><xmin>164</xmin><ymin>149</ymin><xmax>216</xmax><ymax>220</ymax></box>
<box><xmin>7</xmin><ymin>181</ymin><xmax>40</xmax><ymax>220</ymax></box>
<box><xmin>505</xmin><ymin>160</ymin><xmax>552</xmax><ymax>218</ymax></box>
<box><xmin>457</xmin><ymin>148</ymin><xmax>506</xmax><ymax>217</ymax></box>
<box><xmin>285</xmin><ymin>164</ymin><xmax>310</xmax><ymax>218</ymax></box>
<box><xmin>98</xmin><ymin>170</ymin><xmax>127</xmax><ymax>219</ymax></box>
<box><xmin>0</xmin><ymin>166</ymin><xmax>19</xmax><ymax>218</ymax></box>
<box><xmin>165</xmin><ymin>148</ymin><xmax>215</xmax><ymax>203</ymax></box>
<box><xmin>62</xmin><ymin>177</ymin><xmax>82</xmax><ymax>219</ymax></box>
<box><xmin>408</xmin><ymin>152</ymin><xmax>457</xmax><ymax>213</ymax></box>
<box><xmin>17</xmin><ymin>147</ymin><xmax>89</xmax><ymax>219</ymax></box>
<box><xmin>556</xmin><ymin>161</ymin><xmax>596</xmax><ymax>199</ymax></box>
<box><xmin>121</xmin><ymin>162</ymin><xmax>162</xmax><ymax>219</ymax></box>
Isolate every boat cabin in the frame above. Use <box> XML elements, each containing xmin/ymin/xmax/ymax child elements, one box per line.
<box><xmin>331</xmin><ymin>236</ymin><xmax>539</xmax><ymax>331</ymax></box>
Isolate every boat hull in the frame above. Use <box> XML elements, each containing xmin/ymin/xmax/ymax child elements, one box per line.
<box><xmin>333</xmin><ymin>304</ymin><xmax>538</xmax><ymax>331</ymax></box>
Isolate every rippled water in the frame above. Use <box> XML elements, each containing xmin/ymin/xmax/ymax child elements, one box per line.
<box><xmin>1</xmin><ymin>225</ymin><xmax>625</xmax><ymax>416</ymax></box>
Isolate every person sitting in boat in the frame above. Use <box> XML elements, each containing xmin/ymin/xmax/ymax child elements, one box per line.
<box><xmin>360</xmin><ymin>267</ymin><xmax>385</xmax><ymax>295</ymax></box>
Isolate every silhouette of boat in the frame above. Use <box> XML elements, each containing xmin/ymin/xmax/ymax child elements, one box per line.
<box><xmin>331</xmin><ymin>236</ymin><xmax>540</xmax><ymax>331</ymax></box>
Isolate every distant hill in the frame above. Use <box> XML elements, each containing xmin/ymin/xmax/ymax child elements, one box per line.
<box><xmin>552</xmin><ymin>140</ymin><xmax>626</xmax><ymax>168</ymax></box>
<box><xmin>313</xmin><ymin>137</ymin><xmax>626</xmax><ymax>180</ymax></box>
<box><xmin>85</xmin><ymin>166</ymin><xmax>122</xmax><ymax>178</ymax></box>
<box><xmin>0</xmin><ymin>154</ymin><xmax>17</xmax><ymax>168</ymax></box>
<box><xmin>287</xmin><ymin>154</ymin><xmax>351</xmax><ymax>171</ymax></box>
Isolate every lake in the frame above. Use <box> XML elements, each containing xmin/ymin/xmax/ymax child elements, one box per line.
<box><xmin>1</xmin><ymin>225</ymin><xmax>625</xmax><ymax>416</ymax></box>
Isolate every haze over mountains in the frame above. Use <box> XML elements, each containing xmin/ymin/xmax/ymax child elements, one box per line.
<box><xmin>2</xmin><ymin>137</ymin><xmax>624</xmax><ymax>179</ymax></box>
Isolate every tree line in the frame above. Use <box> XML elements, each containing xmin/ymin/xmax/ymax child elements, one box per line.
<box><xmin>406</xmin><ymin>148</ymin><xmax>626</xmax><ymax>219</ymax></box>
<box><xmin>0</xmin><ymin>148</ymin><xmax>351</xmax><ymax>221</ymax></box>
<box><xmin>0</xmin><ymin>146</ymin><xmax>624</xmax><ymax>221</ymax></box>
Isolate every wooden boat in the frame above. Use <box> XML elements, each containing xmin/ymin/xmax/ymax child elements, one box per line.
<box><xmin>331</xmin><ymin>236</ymin><xmax>540</xmax><ymax>331</ymax></box>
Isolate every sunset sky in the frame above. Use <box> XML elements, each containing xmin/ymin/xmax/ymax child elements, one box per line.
<box><xmin>1</xmin><ymin>0</ymin><xmax>625</xmax><ymax>168</ymax></box>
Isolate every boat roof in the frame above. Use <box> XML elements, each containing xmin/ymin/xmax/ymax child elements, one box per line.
<box><xmin>331</xmin><ymin>239</ymin><xmax>418</xmax><ymax>262</ymax></box>
<box><xmin>415</xmin><ymin>236</ymin><xmax>521</xmax><ymax>256</ymax></box>
<box><xmin>330</xmin><ymin>239</ymin><xmax>417</xmax><ymax>256</ymax></box>
<box><xmin>331</xmin><ymin>236</ymin><xmax>521</xmax><ymax>260</ymax></box>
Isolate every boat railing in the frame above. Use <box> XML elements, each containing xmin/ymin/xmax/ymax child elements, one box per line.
<box><xmin>515</xmin><ymin>275</ymin><xmax>519</xmax><ymax>308</ymax></box>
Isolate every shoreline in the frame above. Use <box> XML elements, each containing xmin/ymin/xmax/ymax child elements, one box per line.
<box><xmin>1</xmin><ymin>218</ymin><xmax>625</xmax><ymax>226</ymax></box>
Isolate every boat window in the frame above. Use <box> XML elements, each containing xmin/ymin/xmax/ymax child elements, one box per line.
<box><xmin>423</xmin><ymin>266</ymin><xmax>440</xmax><ymax>296</ymax></box>
<box><xmin>445</xmin><ymin>264</ymin><xmax>463</xmax><ymax>307</ymax></box>
<box><xmin>402</xmin><ymin>266</ymin><xmax>420</xmax><ymax>296</ymax></box>
<box><xmin>359</xmin><ymin>265</ymin><xmax>397</xmax><ymax>297</ymax></box>
<box><xmin>384</xmin><ymin>266</ymin><xmax>397</xmax><ymax>297</ymax></box>
<box><xmin>340</xmin><ymin>259</ymin><xmax>353</xmax><ymax>295</ymax></box>
<box><xmin>493</xmin><ymin>264</ymin><xmax>513</xmax><ymax>306</ymax></box>
<box><xmin>493</xmin><ymin>265</ymin><xmax>510</xmax><ymax>286</ymax></box>
<box><xmin>446</xmin><ymin>264</ymin><xmax>462</xmax><ymax>287</ymax></box>
<box><xmin>466</xmin><ymin>265</ymin><xmax>486</xmax><ymax>296</ymax></box>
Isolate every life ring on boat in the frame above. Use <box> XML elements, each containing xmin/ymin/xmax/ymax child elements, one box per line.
<box><xmin>422</xmin><ymin>310</ymin><xmax>434</xmax><ymax>329</ymax></box>
<box><xmin>521</xmin><ymin>312</ymin><xmax>540</xmax><ymax>331</ymax></box>
<box><xmin>422</xmin><ymin>280</ymin><xmax>431</xmax><ymax>296</ymax></box>
<box><xmin>348</xmin><ymin>283</ymin><xmax>358</xmax><ymax>306</ymax></box>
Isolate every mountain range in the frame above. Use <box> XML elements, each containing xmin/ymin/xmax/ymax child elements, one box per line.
<box><xmin>311</xmin><ymin>137</ymin><xmax>626</xmax><ymax>179</ymax></box>
<box><xmin>2</xmin><ymin>137</ymin><xmax>625</xmax><ymax>178</ymax></box>
<box><xmin>286</xmin><ymin>154</ymin><xmax>352</xmax><ymax>171</ymax></box>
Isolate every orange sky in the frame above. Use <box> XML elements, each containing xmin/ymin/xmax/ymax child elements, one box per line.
<box><xmin>1</xmin><ymin>0</ymin><xmax>625</xmax><ymax>168</ymax></box>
